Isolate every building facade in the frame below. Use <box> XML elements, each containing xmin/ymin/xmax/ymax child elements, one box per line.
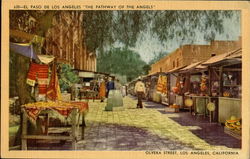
<box><xmin>44</xmin><ymin>11</ymin><xmax>96</xmax><ymax>71</ymax></box>
<box><xmin>149</xmin><ymin>38</ymin><xmax>241</xmax><ymax>74</ymax></box>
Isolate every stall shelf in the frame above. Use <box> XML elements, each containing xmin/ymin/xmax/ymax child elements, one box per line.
<box><xmin>185</xmin><ymin>95</ymin><xmax>209</xmax><ymax>116</ymax></box>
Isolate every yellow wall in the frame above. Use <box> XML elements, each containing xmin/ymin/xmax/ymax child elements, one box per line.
<box><xmin>149</xmin><ymin>37</ymin><xmax>241</xmax><ymax>74</ymax></box>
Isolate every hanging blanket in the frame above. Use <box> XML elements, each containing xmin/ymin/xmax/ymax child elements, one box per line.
<box><xmin>27</xmin><ymin>63</ymin><xmax>49</xmax><ymax>94</ymax></box>
<box><xmin>47</xmin><ymin>63</ymin><xmax>61</xmax><ymax>101</ymax></box>
<box><xmin>157</xmin><ymin>75</ymin><xmax>167</xmax><ymax>94</ymax></box>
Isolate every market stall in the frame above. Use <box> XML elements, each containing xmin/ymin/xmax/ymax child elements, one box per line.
<box><xmin>146</xmin><ymin>72</ymin><xmax>168</xmax><ymax>103</ymax></box>
<box><xmin>202</xmin><ymin>48</ymin><xmax>242</xmax><ymax>124</ymax></box>
<box><xmin>21</xmin><ymin>101</ymin><xmax>88</xmax><ymax>150</ymax></box>
<box><xmin>127</xmin><ymin>79</ymin><xmax>136</xmax><ymax>96</ymax></box>
<box><xmin>179</xmin><ymin>62</ymin><xmax>210</xmax><ymax>115</ymax></box>
<box><xmin>148</xmin><ymin>73</ymin><xmax>161</xmax><ymax>103</ymax></box>
<box><xmin>156</xmin><ymin>73</ymin><xmax>169</xmax><ymax>105</ymax></box>
<box><xmin>9</xmin><ymin>29</ymin><xmax>90</xmax><ymax>150</ymax></box>
<box><xmin>168</xmin><ymin>66</ymin><xmax>187</xmax><ymax>108</ymax></box>
<box><xmin>9</xmin><ymin>50</ymin><xmax>89</xmax><ymax>149</ymax></box>
<box><xmin>73</xmin><ymin>70</ymin><xmax>114</xmax><ymax>101</ymax></box>
<box><xmin>77</xmin><ymin>70</ymin><xmax>99</xmax><ymax>100</ymax></box>
<box><xmin>19</xmin><ymin>62</ymin><xmax>89</xmax><ymax>150</ymax></box>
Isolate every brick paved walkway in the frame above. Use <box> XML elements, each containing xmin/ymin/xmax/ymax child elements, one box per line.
<box><xmin>143</xmin><ymin>100</ymin><xmax>241</xmax><ymax>149</ymax></box>
<box><xmin>28</xmin><ymin>96</ymin><xmax>241</xmax><ymax>150</ymax></box>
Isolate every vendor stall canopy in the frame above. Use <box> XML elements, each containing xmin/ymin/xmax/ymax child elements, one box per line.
<box><xmin>10</xmin><ymin>42</ymin><xmax>55</xmax><ymax>64</ymax></box>
<box><xmin>179</xmin><ymin>61</ymin><xmax>205</xmax><ymax>73</ymax></box>
<box><xmin>202</xmin><ymin>48</ymin><xmax>241</xmax><ymax>66</ymax></box>
<box><xmin>10</xmin><ymin>42</ymin><xmax>39</xmax><ymax>61</ymax></box>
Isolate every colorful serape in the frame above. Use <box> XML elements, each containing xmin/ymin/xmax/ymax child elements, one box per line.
<box><xmin>47</xmin><ymin>63</ymin><xmax>61</xmax><ymax>101</ymax></box>
<box><xmin>26</xmin><ymin>62</ymin><xmax>49</xmax><ymax>94</ymax></box>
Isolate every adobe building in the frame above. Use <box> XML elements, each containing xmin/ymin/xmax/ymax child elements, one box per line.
<box><xmin>10</xmin><ymin>11</ymin><xmax>96</xmax><ymax>72</ymax></box>
<box><xmin>149</xmin><ymin>37</ymin><xmax>241</xmax><ymax>74</ymax></box>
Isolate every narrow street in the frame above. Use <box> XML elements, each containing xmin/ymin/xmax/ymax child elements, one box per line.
<box><xmin>29</xmin><ymin>95</ymin><xmax>240</xmax><ymax>151</ymax></box>
<box><xmin>6</xmin><ymin>7</ymin><xmax>246</xmax><ymax>159</ymax></box>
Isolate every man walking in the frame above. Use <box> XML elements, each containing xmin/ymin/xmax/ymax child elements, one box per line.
<box><xmin>134</xmin><ymin>77</ymin><xmax>146</xmax><ymax>108</ymax></box>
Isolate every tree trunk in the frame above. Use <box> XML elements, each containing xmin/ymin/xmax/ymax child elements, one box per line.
<box><xmin>16</xmin><ymin>54</ymin><xmax>33</xmax><ymax>105</ymax></box>
<box><xmin>14</xmin><ymin>54</ymin><xmax>34</xmax><ymax>147</ymax></box>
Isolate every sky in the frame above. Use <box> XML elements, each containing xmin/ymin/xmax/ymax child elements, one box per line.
<box><xmin>130</xmin><ymin>11</ymin><xmax>241</xmax><ymax>63</ymax></box>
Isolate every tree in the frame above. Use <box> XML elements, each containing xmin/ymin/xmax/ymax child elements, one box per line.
<box><xmin>81</xmin><ymin>10</ymin><xmax>238</xmax><ymax>53</ymax></box>
<box><xmin>97</xmin><ymin>47</ymin><xmax>147</xmax><ymax>81</ymax></box>
<box><xmin>10</xmin><ymin>10</ymin><xmax>239</xmax><ymax>54</ymax></box>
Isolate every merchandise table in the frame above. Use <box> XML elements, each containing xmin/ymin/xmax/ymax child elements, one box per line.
<box><xmin>185</xmin><ymin>95</ymin><xmax>210</xmax><ymax>117</ymax></box>
<box><xmin>80</xmin><ymin>90</ymin><xmax>99</xmax><ymax>101</ymax></box>
<box><xmin>21</xmin><ymin>101</ymin><xmax>88</xmax><ymax>150</ymax></box>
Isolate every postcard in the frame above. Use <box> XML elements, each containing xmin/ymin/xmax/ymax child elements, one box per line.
<box><xmin>1</xmin><ymin>0</ymin><xmax>250</xmax><ymax>159</ymax></box>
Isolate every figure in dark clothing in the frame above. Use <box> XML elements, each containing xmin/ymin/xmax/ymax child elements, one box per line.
<box><xmin>106</xmin><ymin>77</ymin><xmax>115</xmax><ymax>97</ymax></box>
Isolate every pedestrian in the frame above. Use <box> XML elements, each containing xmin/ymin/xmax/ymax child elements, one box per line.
<box><xmin>134</xmin><ymin>77</ymin><xmax>146</xmax><ymax>108</ymax></box>
<box><xmin>106</xmin><ymin>77</ymin><xmax>115</xmax><ymax>97</ymax></box>
<box><xmin>99</xmin><ymin>78</ymin><xmax>106</xmax><ymax>102</ymax></box>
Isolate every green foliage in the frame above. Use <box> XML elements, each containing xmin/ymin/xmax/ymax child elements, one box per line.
<box><xmin>81</xmin><ymin>10</ymin><xmax>238</xmax><ymax>51</ymax></box>
<box><xmin>58</xmin><ymin>64</ymin><xmax>80</xmax><ymax>92</ymax></box>
<box><xmin>97</xmin><ymin>48</ymin><xmax>147</xmax><ymax>82</ymax></box>
<box><xmin>10</xmin><ymin>10</ymin><xmax>239</xmax><ymax>53</ymax></box>
<box><xmin>10</xmin><ymin>10</ymin><xmax>56</xmax><ymax>37</ymax></box>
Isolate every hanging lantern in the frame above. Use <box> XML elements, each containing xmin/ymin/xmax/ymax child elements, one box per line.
<box><xmin>185</xmin><ymin>98</ymin><xmax>193</xmax><ymax>107</ymax></box>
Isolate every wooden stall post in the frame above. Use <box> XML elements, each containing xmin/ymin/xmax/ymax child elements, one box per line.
<box><xmin>21</xmin><ymin>108</ymin><xmax>28</xmax><ymax>150</ymax></box>
<box><xmin>44</xmin><ymin>113</ymin><xmax>49</xmax><ymax>135</ymax></box>
<box><xmin>219</xmin><ymin>66</ymin><xmax>223</xmax><ymax>97</ymax></box>
<box><xmin>71</xmin><ymin>108</ymin><xmax>78</xmax><ymax>150</ymax></box>
<box><xmin>81</xmin><ymin>112</ymin><xmax>86</xmax><ymax>140</ymax></box>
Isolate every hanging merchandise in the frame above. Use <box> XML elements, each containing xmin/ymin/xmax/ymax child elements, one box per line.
<box><xmin>200</xmin><ymin>75</ymin><xmax>208</xmax><ymax>93</ymax></box>
<box><xmin>27</xmin><ymin>63</ymin><xmax>39</xmax><ymax>87</ymax></box>
<box><xmin>37</xmin><ymin>55</ymin><xmax>55</xmax><ymax>64</ymax></box>
<box><xmin>27</xmin><ymin>63</ymin><xmax>49</xmax><ymax>95</ymax></box>
<box><xmin>174</xmin><ymin>76</ymin><xmax>181</xmax><ymax>94</ymax></box>
<box><xmin>47</xmin><ymin>63</ymin><xmax>62</xmax><ymax>101</ymax></box>
<box><xmin>165</xmin><ymin>76</ymin><xmax>168</xmax><ymax>94</ymax></box>
<box><xmin>156</xmin><ymin>75</ymin><xmax>167</xmax><ymax>94</ymax></box>
<box><xmin>37</xmin><ymin>65</ymin><xmax>49</xmax><ymax>94</ymax></box>
<box><xmin>183</xmin><ymin>75</ymin><xmax>190</xmax><ymax>93</ymax></box>
<box><xmin>99</xmin><ymin>79</ymin><xmax>106</xmax><ymax>100</ymax></box>
<box><xmin>10</xmin><ymin>42</ymin><xmax>40</xmax><ymax>61</ymax></box>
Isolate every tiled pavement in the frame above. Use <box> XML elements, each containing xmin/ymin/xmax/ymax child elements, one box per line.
<box><xmin>143</xmin><ymin>100</ymin><xmax>241</xmax><ymax>149</ymax></box>
<box><xmin>28</xmin><ymin>96</ymin><xmax>241</xmax><ymax>150</ymax></box>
